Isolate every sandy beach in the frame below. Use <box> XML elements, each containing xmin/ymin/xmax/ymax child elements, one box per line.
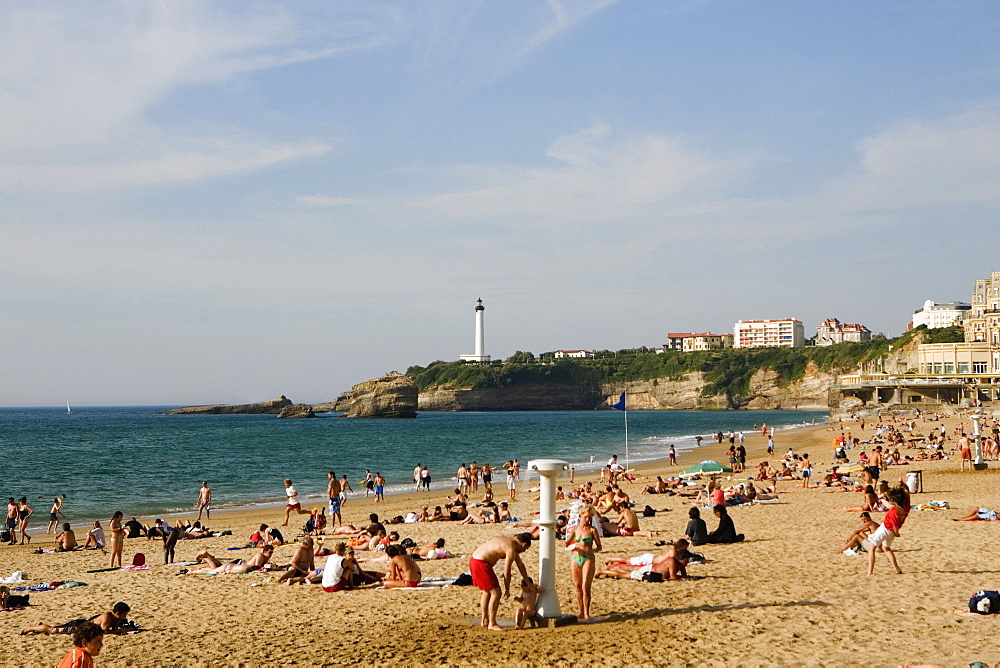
<box><xmin>3</xmin><ymin>410</ymin><xmax>1000</xmax><ymax>667</ymax></box>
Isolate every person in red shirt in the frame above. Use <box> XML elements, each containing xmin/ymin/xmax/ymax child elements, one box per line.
<box><xmin>58</xmin><ymin>621</ymin><xmax>104</xmax><ymax>668</ymax></box>
<box><xmin>863</xmin><ymin>487</ymin><xmax>910</xmax><ymax>575</ymax></box>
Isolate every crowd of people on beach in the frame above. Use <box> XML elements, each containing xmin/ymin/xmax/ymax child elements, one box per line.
<box><xmin>11</xmin><ymin>407</ymin><xmax>1000</xmax><ymax>665</ymax></box>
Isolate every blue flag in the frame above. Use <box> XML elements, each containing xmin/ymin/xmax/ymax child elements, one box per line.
<box><xmin>611</xmin><ymin>391</ymin><xmax>626</xmax><ymax>411</ymax></box>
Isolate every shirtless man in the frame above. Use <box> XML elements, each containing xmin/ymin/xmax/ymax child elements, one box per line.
<box><xmin>600</xmin><ymin>540</ymin><xmax>690</xmax><ymax>581</ymax></box>
<box><xmin>22</xmin><ymin>602</ymin><xmax>132</xmax><ymax>635</ymax></box>
<box><xmin>457</xmin><ymin>464</ymin><xmax>469</xmax><ymax>494</ymax></box>
<box><xmin>5</xmin><ymin>498</ymin><xmax>18</xmax><ymax>545</ymax></box>
<box><xmin>469</xmin><ymin>533</ymin><xmax>533</xmax><ymax>631</ymax></box>
<box><xmin>327</xmin><ymin>471</ymin><xmax>343</xmax><ymax>528</ymax></box>
<box><xmin>54</xmin><ymin>523</ymin><xmax>77</xmax><ymax>551</ymax></box>
<box><xmin>612</xmin><ymin>505</ymin><xmax>660</xmax><ymax>538</ymax></box>
<box><xmin>481</xmin><ymin>463</ymin><xmax>493</xmax><ymax>494</ymax></box>
<box><xmin>188</xmin><ymin>545</ymin><xmax>275</xmax><ymax>574</ymax></box>
<box><xmin>46</xmin><ymin>497</ymin><xmax>65</xmax><ymax>534</ymax></box>
<box><xmin>383</xmin><ymin>545</ymin><xmax>422</xmax><ymax>588</ymax></box>
<box><xmin>277</xmin><ymin>537</ymin><xmax>315</xmax><ymax>584</ymax></box>
<box><xmin>195</xmin><ymin>481</ymin><xmax>212</xmax><ymax>521</ymax></box>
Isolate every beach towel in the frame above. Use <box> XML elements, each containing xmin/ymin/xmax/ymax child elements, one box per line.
<box><xmin>120</xmin><ymin>565</ymin><xmax>153</xmax><ymax>571</ymax></box>
<box><xmin>1</xmin><ymin>571</ymin><xmax>25</xmax><ymax>585</ymax></box>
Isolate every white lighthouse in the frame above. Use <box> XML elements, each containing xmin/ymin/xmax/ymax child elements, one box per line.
<box><xmin>459</xmin><ymin>298</ymin><xmax>490</xmax><ymax>363</ymax></box>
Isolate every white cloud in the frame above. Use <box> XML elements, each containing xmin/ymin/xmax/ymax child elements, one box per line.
<box><xmin>295</xmin><ymin>195</ymin><xmax>361</xmax><ymax>208</ymax></box>
<box><xmin>838</xmin><ymin>109</ymin><xmax>1000</xmax><ymax>209</ymax></box>
<box><xmin>417</xmin><ymin>122</ymin><xmax>752</xmax><ymax>228</ymax></box>
<box><xmin>0</xmin><ymin>2</ymin><xmax>397</xmax><ymax>191</ymax></box>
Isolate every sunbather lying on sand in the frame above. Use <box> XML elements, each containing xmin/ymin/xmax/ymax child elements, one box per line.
<box><xmin>186</xmin><ymin>545</ymin><xmax>276</xmax><ymax>574</ymax></box>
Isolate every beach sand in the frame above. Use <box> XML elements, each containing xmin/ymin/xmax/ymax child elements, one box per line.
<box><xmin>3</xmin><ymin>411</ymin><xmax>1000</xmax><ymax>667</ymax></box>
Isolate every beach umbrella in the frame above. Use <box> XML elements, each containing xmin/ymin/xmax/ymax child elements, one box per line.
<box><xmin>681</xmin><ymin>460</ymin><xmax>733</xmax><ymax>476</ymax></box>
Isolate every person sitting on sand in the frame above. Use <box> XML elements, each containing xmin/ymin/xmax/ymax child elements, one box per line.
<box><xmin>53</xmin><ymin>523</ymin><xmax>77</xmax><ymax>552</ymax></box>
<box><xmin>953</xmin><ymin>507</ymin><xmax>1000</xmax><ymax>521</ymax></box>
<box><xmin>837</xmin><ymin>485</ymin><xmax>887</xmax><ymax>513</ymax></box>
<box><xmin>57</xmin><ymin>620</ymin><xmax>105</xmax><ymax>668</ymax></box>
<box><xmin>611</xmin><ymin>505</ymin><xmax>660</xmax><ymax>538</ymax></box>
<box><xmin>186</xmin><ymin>545</ymin><xmax>276</xmax><ymax>574</ymax></box>
<box><xmin>258</xmin><ymin>524</ymin><xmax>284</xmax><ymax>546</ymax></box>
<box><xmin>600</xmin><ymin>539</ymin><xmax>691</xmax><ymax>581</ymax></box>
<box><xmin>513</xmin><ymin>577</ymin><xmax>545</xmax><ymax>629</ymax></box>
<box><xmin>22</xmin><ymin>602</ymin><xmax>132</xmax><ymax>636</ymax></box>
<box><xmin>640</xmin><ymin>476</ymin><xmax>670</xmax><ymax>495</ymax></box>
<box><xmin>706</xmin><ymin>505</ymin><xmax>744</xmax><ymax>544</ymax></box>
<box><xmin>83</xmin><ymin>521</ymin><xmax>105</xmax><ymax>550</ymax></box>
<box><xmin>316</xmin><ymin>542</ymin><xmax>356</xmax><ymax>591</ymax></box>
<box><xmin>839</xmin><ymin>512</ymin><xmax>880</xmax><ymax>554</ymax></box>
<box><xmin>382</xmin><ymin>544</ymin><xmax>422</xmax><ymax>588</ymax></box>
<box><xmin>123</xmin><ymin>517</ymin><xmax>145</xmax><ymax>538</ymax></box>
<box><xmin>277</xmin><ymin>537</ymin><xmax>315</xmax><ymax>584</ymax></box>
<box><xmin>685</xmin><ymin>507</ymin><xmax>708</xmax><ymax>546</ymax></box>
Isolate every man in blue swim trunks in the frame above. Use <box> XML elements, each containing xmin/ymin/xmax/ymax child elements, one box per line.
<box><xmin>327</xmin><ymin>471</ymin><xmax>342</xmax><ymax>528</ymax></box>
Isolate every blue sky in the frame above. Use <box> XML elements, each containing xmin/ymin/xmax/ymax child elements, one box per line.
<box><xmin>2</xmin><ymin>1</ymin><xmax>998</xmax><ymax>406</ymax></box>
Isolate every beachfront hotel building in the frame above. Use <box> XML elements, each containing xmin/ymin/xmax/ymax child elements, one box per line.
<box><xmin>831</xmin><ymin>270</ymin><xmax>1000</xmax><ymax>414</ymax></box>
<box><xmin>911</xmin><ymin>300</ymin><xmax>971</xmax><ymax>330</ymax></box>
<box><xmin>815</xmin><ymin>318</ymin><xmax>872</xmax><ymax>346</ymax></box>
<box><xmin>733</xmin><ymin>319</ymin><xmax>805</xmax><ymax>348</ymax></box>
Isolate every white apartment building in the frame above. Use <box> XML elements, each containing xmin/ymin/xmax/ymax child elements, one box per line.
<box><xmin>912</xmin><ymin>300</ymin><xmax>971</xmax><ymax>330</ymax></box>
<box><xmin>964</xmin><ymin>271</ymin><xmax>1000</xmax><ymax>348</ymax></box>
<box><xmin>734</xmin><ymin>319</ymin><xmax>805</xmax><ymax>348</ymax></box>
<box><xmin>553</xmin><ymin>350</ymin><xmax>596</xmax><ymax>359</ymax></box>
<box><xmin>682</xmin><ymin>333</ymin><xmax>734</xmax><ymax>352</ymax></box>
<box><xmin>816</xmin><ymin>318</ymin><xmax>872</xmax><ymax>346</ymax></box>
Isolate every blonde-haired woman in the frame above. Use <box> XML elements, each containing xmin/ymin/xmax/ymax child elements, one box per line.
<box><xmin>565</xmin><ymin>504</ymin><xmax>602</xmax><ymax>621</ymax></box>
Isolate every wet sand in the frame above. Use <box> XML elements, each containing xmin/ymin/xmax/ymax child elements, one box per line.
<box><xmin>3</xmin><ymin>410</ymin><xmax>999</xmax><ymax>666</ymax></box>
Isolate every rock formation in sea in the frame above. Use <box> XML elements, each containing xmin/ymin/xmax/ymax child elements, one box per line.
<box><xmin>276</xmin><ymin>403</ymin><xmax>316</xmax><ymax>419</ymax></box>
<box><xmin>157</xmin><ymin>396</ymin><xmax>294</xmax><ymax>415</ymax></box>
<box><xmin>311</xmin><ymin>392</ymin><xmax>352</xmax><ymax>413</ymax></box>
<box><xmin>345</xmin><ymin>372</ymin><xmax>418</xmax><ymax>418</ymax></box>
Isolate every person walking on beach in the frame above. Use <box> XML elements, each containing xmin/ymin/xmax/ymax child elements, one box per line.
<box><xmin>469</xmin><ymin>462</ymin><xmax>480</xmax><ymax>493</ymax></box>
<box><xmin>340</xmin><ymin>475</ymin><xmax>353</xmax><ymax>508</ymax></box>
<box><xmin>469</xmin><ymin>533</ymin><xmax>533</xmax><ymax>631</ymax></box>
<box><xmin>864</xmin><ymin>486</ymin><xmax>909</xmax><ymax>575</ymax></box>
<box><xmin>374</xmin><ymin>472</ymin><xmax>385</xmax><ymax>503</ymax></box>
<box><xmin>327</xmin><ymin>472</ymin><xmax>342</xmax><ymax>528</ymax></box>
<box><xmin>195</xmin><ymin>482</ymin><xmax>212</xmax><ymax>521</ymax></box>
<box><xmin>457</xmin><ymin>464</ymin><xmax>469</xmax><ymax>494</ymax></box>
<box><xmin>481</xmin><ymin>463</ymin><xmax>492</xmax><ymax>494</ymax></box>
<box><xmin>362</xmin><ymin>470</ymin><xmax>375</xmax><ymax>498</ymax></box>
<box><xmin>669</xmin><ymin>445</ymin><xmax>677</xmax><ymax>466</ymax></box>
<box><xmin>420</xmin><ymin>465</ymin><xmax>431</xmax><ymax>491</ymax></box>
<box><xmin>17</xmin><ymin>497</ymin><xmax>33</xmax><ymax>544</ymax></box>
<box><xmin>504</xmin><ymin>461</ymin><xmax>517</xmax><ymax>501</ymax></box>
<box><xmin>46</xmin><ymin>497</ymin><xmax>66</xmax><ymax>534</ymax></box>
<box><xmin>413</xmin><ymin>464</ymin><xmax>422</xmax><ymax>491</ymax></box>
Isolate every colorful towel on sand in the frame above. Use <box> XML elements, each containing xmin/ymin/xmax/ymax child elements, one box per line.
<box><xmin>120</xmin><ymin>565</ymin><xmax>154</xmax><ymax>570</ymax></box>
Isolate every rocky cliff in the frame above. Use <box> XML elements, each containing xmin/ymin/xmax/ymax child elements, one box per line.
<box><xmin>419</xmin><ymin>383</ymin><xmax>603</xmax><ymax>411</ymax></box>
<box><xmin>276</xmin><ymin>403</ymin><xmax>316</xmax><ymax>419</ymax></box>
<box><xmin>418</xmin><ymin>363</ymin><xmax>837</xmax><ymax>412</ymax></box>
<box><xmin>346</xmin><ymin>372</ymin><xmax>418</xmax><ymax>418</ymax></box>
<box><xmin>158</xmin><ymin>396</ymin><xmax>294</xmax><ymax>415</ymax></box>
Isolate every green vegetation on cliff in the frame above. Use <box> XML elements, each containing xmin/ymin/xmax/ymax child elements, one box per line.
<box><xmin>406</xmin><ymin>329</ymin><xmax>933</xmax><ymax>400</ymax></box>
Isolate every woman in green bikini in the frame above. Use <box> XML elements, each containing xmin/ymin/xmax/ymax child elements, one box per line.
<box><xmin>565</xmin><ymin>504</ymin><xmax>602</xmax><ymax>621</ymax></box>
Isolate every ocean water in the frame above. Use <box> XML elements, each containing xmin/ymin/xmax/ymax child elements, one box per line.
<box><xmin>0</xmin><ymin>407</ymin><xmax>825</xmax><ymax>523</ymax></box>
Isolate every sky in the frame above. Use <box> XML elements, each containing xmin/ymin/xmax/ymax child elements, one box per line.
<box><xmin>2</xmin><ymin>1</ymin><xmax>999</xmax><ymax>406</ymax></box>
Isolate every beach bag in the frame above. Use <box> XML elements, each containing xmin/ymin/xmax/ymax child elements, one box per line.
<box><xmin>0</xmin><ymin>530</ymin><xmax>10</xmax><ymax>543</ymax></box>
<box><xmin>454</xmin><ymin>573</ymin><xmax>474</xmax><ymax>586</ymax></box>
<box><xmin>132</xmin><ymin>553</ymin><xmax>145</xmax><ymax>567</ymax></box>
<box><xmin>969</xmin><ymin>590</ymin><xmax>1000</xmax><ymax>614</ymax></box>
<box><xmin>7</xmin><ymin>594</ymin><xmax>28</xmax><ymax>606</ymax></box>
<box><xmin>641</xmin><ymin>572</ymin><xmax>664</xmax><ymax>583</ymax></box>
<box><xmin>642</xmin><ymin>506</ymin><xmax>656</xmax><ymax>517</ymax></box>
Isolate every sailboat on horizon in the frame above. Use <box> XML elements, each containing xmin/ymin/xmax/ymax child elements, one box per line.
<box><xmin>66</xmin><ymin>400</ymin><xmax>71</xmax><ymax>414</ymax></box>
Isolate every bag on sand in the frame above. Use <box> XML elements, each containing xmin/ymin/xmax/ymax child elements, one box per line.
<box><xmin>0</xmin><ymin>530</ymin><xmax>10</xmax><ymax>543</ymax></box>
<box><xmin>969</xmin><ymin>590</ymin><xmax>1000</xmax><ymax>614</ymax></box>
<box><xmin>454</xmin><ymin>573</ymin><xmax>474</xmax><ymax>586</ymax></box>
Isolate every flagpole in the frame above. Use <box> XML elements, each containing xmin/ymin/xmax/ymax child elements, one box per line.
<box><xmin>624</xmin><ymin>390</ymin><xmax>629</xmax><ymax>473</ymax></box>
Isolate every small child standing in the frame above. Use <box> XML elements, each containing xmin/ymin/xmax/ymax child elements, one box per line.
<box><xmin>58</xmin><ymin>621</ymin><xmax>104</xmax><ymax>668</ymax></box>
<box><xmin>513</xmin><ymin>577</ymin><xmax>545</xmax><ymax>629</ymax></box>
